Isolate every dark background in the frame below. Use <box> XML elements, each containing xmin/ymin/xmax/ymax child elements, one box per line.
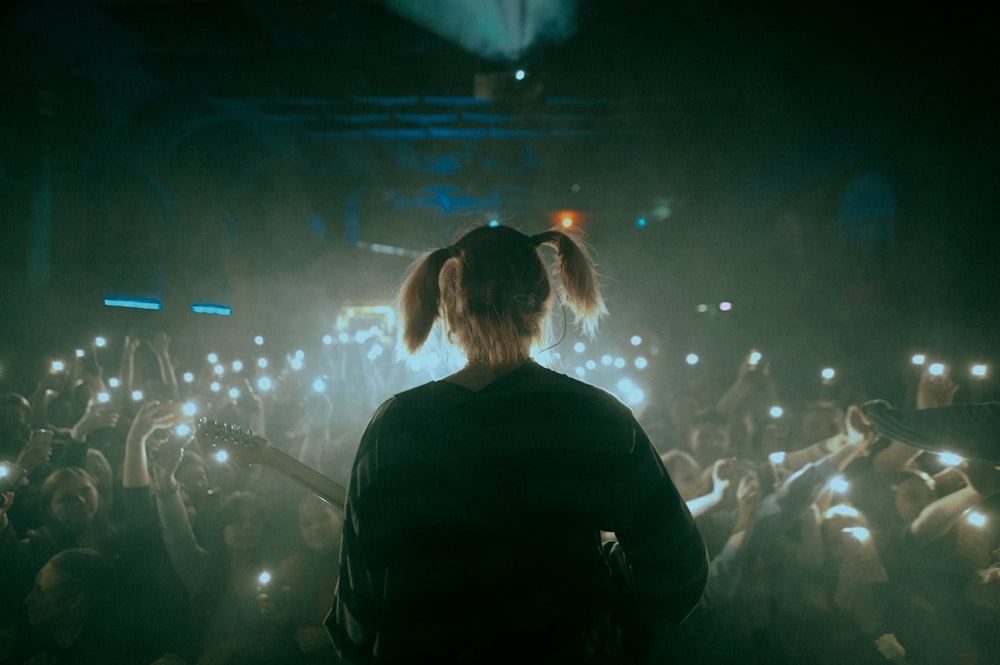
<box><xmin>1</xmin><ymin>0</ymin><xmax>998</xmax><ymax>409</ymax></box>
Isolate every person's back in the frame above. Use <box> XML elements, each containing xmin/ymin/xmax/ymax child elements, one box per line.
<box><xmin>327</xmin><ymin>224</ymin><xmax>707</xmax><ymax>663</ymax></box>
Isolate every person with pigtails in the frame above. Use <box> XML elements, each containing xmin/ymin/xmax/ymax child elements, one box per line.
<box><xmin>326</xmin><ymin>224</ymin><xmax>708</xmax><ymax>664</ymax></box>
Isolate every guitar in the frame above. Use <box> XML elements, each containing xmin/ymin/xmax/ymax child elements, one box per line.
<box><xmin>194</xmin><ymin>417</ymin><xmax>346</xmax><ymax>511</ymax></box>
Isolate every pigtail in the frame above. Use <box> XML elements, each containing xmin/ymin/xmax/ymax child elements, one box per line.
<box><xmin>398</xmin><ymin>247</ymin><xmax>453</xmax><ymax>353</ymax></box>
<box><xmin>533</xmin><ymin>230</ymin><xmax>607</xmax><ymax>337</ymax></box>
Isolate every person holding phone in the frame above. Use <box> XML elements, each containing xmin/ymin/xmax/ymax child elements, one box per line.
<box><xmin>327</xmin><ymin>224</ymin><xmax>708</xmax><ymax>663</ymax></box>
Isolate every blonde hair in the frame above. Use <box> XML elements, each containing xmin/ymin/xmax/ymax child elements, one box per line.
<box><xmin>398</xmin><ymin>224</ymin><xmax>606</xmax><ymax>368</ymax></box>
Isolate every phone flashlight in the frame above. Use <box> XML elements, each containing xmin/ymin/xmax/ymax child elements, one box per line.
<box><xmin>939</xmin><ymin>452</ymin><xmax>964</xmax><ymax>468</ymax></box>
<box><xmin>108</xmin><ymin>377</ymin><xmax>120</xmax><ymax>388</ymax></box>
<box><xmin>50</xmin><ymin>360</ymin><xmax>65</xmax><ymax>372</ymax></box>
<box><xmin>768</xmin><ymin>451</ymin><xmax>786</xmax><ymax>466</ymax></box>
<box><xmin>207</xmin><ymin>353</ymin><xmax>218</xmax><ymax>364</ymax></box>
<box><xmin>928</xmin><ymin>363</ymin><xmax>946</xmax><ymax>376</ymax></box>
<box><xmin>257</xmin><ymin>376</ymin><xmax>272</xmax><ymax>392</ymax></box>
<box><xmin>181</xmin><ymin>402</ymin><xmax>197</xmax><ymax>417</ymax></box>
<box><xmin>911</xmin><ymin>354</ymin><xmax>926</xmax><ymax>366</ymax></box>
<box><xmin>967</xmin><ymin>511</ymin><xmax>987</xmax><ymax>528</ymax></box>
<box><xmin>214</xmin><ymin>450</ymin><xmax>229</xmax><ymax>463</ymax></box>
<box><xmin>0</xmin><ymin>462</ymin><xmax>28</xmax><ymax>494</ymax></box>
<box><xmin>971</xmin><ymin>364</ymin><xmax>988</xmax><ymax>379</ymax></box>
<box><xmin>94</xmin><ymin>336</ymin><xmax>107</xmax><ymax>348</ymax></box>
<box><xmin>97</xmin><ymin>392</ymin><xmax>111</xmax><ymax>404</ymax></box>
<box><xmin>232</xmin><ymin>360</ymin><xmax>243</xmax><ymax>373</ymax></box>
<box><xmin>254</xmin><ymin>336</ymin><xmax>264</xmax><ymax>346</ymax></box>
<box><xmin>131</xmin><ymin>390</ymin><xmax>143</xmax><ymax>402</ymax></box>
<box><xmin>749</xmin><ymin>350</ymin><xmax>762</xmax><ymax>366</ymax></box>
<box><xmin>175</xmin><ymin>424</ymin><xmax>192</xmax><ymax>438</ymax></box>
<box><xmin>228</xmin><ymin>388</ymin><xmax>240</xmax><ymax>400</ymax></box>
<box><xmin>183</xmin><ymin>372</ymin><xmax>195</xmax><ymax>384</ymax></box>
<box><xmin>821</xmin><ymin>368</ymin><xmax>836</xmax><ymax>381</ymax></box>
<box><xmin>843</xmin><ymin>526</ymin><xmax>870</xmax><ymax>543</ymax></box>
<box><xmin>769</xmin><ymin>405</ymin><xmax>784</xmax><ymax>418</ymax></box>
<box><xmin>829</xmin><ymin>476</ymin><xmax>849</xmax><ymax>494</ymax></box>
<box><xmin>75</xmin><ymin>349</ymin><xmax>85</xmax><ymax>358</ymax></box>
<box><xmin>257</xmin><ymin>570</ymin><xmax>272</xmax><ymax>587</ymax></box>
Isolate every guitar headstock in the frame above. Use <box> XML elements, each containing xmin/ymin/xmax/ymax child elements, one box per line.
<box><xmin>195</xmin><ymin>418</ymin><xmax>270</xmax><ymax>466</ymax></box>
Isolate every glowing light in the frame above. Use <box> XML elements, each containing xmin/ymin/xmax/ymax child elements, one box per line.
<box><xmin>108</xmin><ymin>377</ymin><xmax>119</xmax><ymax>388</ymax></box>
<box><xmin>228</xmin><ymin>388</ymin><xmax>240</xmax><ymax>400</ymax></box>
<box><xmin>928</xmin><ymin>363</ymin><xmax>945</xmax><ymax>376</ymax></box>
<box><xmin>312</xmin><ymin>378</ymin><xmax>326</xmax><ymax>393</ymax></box>
<box><xmin>183</xmin><ymin>372</ymin><xmax>194</xmax><ymax>383</ymax></box>
<box><xmin>257</xmin><ymin>376</ymin><xmax>272</xmax><ymax>392</ymax></box>
<box><xmin>257</xmin><ymin>571</ymin><xmax>271</xmax><ymax>586</ymax></box>
<box><xmin>257</xmin><ymin>358</ymin><xmax>268</xmax><ymax>369</ymax></box>
<box><xmin>210</xmin><ymin>382</ymin><xmax>221</xmax><ymax>393</ymax></box>
<box><xmin>939</xmin><ymin>452</ymin><xmax>963</xmax><ymax>468</ymax></box>
<box><xmin>51</xmin><ymin>360</ymin><xmax>64</xmax><ymax>372</ymax></box>
<box><xmin>575</xmin><ymin>367</ymin><xmax>586</xmax><ymax>377</ymax></box>
<box><xmin>191</xmin><ymin>304</ymin><xmax>232</xmax><ymax>316</ymax></box>
<box><xmin>617</xmin><ymin>379</ymin><xmax>633</xmax><ymax>391</ymax></box>
<box><xmin>97</xmin><ymin>392</ymin><xmax>110</xmax><ymax>404</ymax></box>
<box><xmin>182</xmin><ymin>402</ymin><xmax>197</xmax><ymax>417</ymax></box>
<box><xmin>94</xmin><ymin>336</ymin><xmax>107</xmax><ymax>348</ymax></box>
<box><xmin>339</xmin><ymin>332</ymin><xmax>350</xmax><ymax>343</ymax></box>
<box><xmin>214</xmin><ymin>450</ymin><xmax>229</xmax><ymax>463</ymax></box>
<box><xmin>104</xmin><ymin>297</ymin><xmax>162</xmax><ymax>310</ymax></box>
<box><xmin>719</xmin><ymin>301</ymin><xmax>732</xmax><ymax>312</ymax></box>
<box><xmin>354</xmin><ymin>330</ymin><xmax>370</xmax><ymax>344</ymax></box>
<box><xmin>561</xmin><ymin>216</ymin><xmax>574</xmax><ymax>228</ymax></box>
<box><xmin>585</xmin><ymin>360</ymin><xmax>596</xmax><ymax>370</ymax></box>
<box><xmin>254</xmin><ymin>336</ymin><xmax>264</xmax><ymax>346</ymax></box>
<box><xmin>825</xmin><ymin>504</ymin><xmax>861</xmax><ymax>520</ymax></box>
<box><xmin>207</xmin><ymin>353</ymin><xmax>218</xmax><ymax>364</ymax></box>
<box><xmin>601</xmin><ymin>355</ymin><xmax>613</xmax><ymax>366</ymax></box>
<box><xmin>829</xmin><ymin>476</ymin><xmax>849</xmax><ymax>494</ymax></box>
<box><xmin>175</xmin><ymin>424</ymin><xmax>192</xmax><ymax>437</ymax></box>
<box><xmin>911</xmin><ymin>354</ymin><xmax>926</xmax><ymax>365</ymax></box>
<box><xmin>76</xmin><ymin>349</ymin><xmax>85</xmax><ymax>358</ymax></box>
<box><xmin>290</xmin><ymin>358</ymin><xmax>304</xmax><ymax>371</ymax></box>
<box><xmin>696</xmin><ymin>304</ymin><xmax>708</xmax><ymax>313</ymax></box>
<box><xmin>323</xmin><ymin>334</ymin><xmax>333</xmax><ymax>345</ymax></box>
<box><xmin>614</xmin><ymin>357</ymin><xmax>626</xmax><ymax>369</ymax></box>
<box><xmin>231</xmin><ymin>360</ymin><xmax>243</xmax><ymax>372</ymax></box>
<box><xmin>625</xmin><ymin>388</ymin><xmax>645</xmax><ymax>406</ymax></box>
<box><xmin>686</xmin><ymin>353</ymin><xmax>699</xmax><ymax>366</ymax></box>
<box><xmin>769</xmin><ymin>451</ymin><xmax>786</xmax><ymax>466</ymax></box>
<box><xmin>0</xmin><ymin>466</ymin><xmax>7</xmax><ymax>478</ymax></box>
<box><xmin>769</xmin><ymin>405</ymin><xmax>784</xmax><ymax>418</ymax></box>
<box><xmin>967</xmin><ymin>511</ymin><xmax>987</xmax><ymax>527</ymax></box>
<box><xmin>748</xmin><ymin>351</ymin><xmax>762</xmax><ymax>366</ymax></box>
<box><xmin>214</xmin><ymin>364</ymin><xmax>225</xmax><ymax>376</ymax></box>
<box><xmin>971</xmin><ymin>364</ymin><xmax>988</xmax><ymax>378</ymax></box>
<box><xmin>574</xmin><ymin>342</ymin><xmax>586</xmax><ymax>353</ymax></box>
<box><xmin>843</xmin><ymin>526</ymin><xmax>871</xmax><ymax>542</ymax></box>
<box><xmin>630</xmin><ymin>335</ymin><xmax>642</xmax><ymax>346</ymax></box>
<box><xmin>294</xmin><ymin>350</ymin><xmax>305</xmax><ymax>360</ymax></box>
<box><xmin>489</xmin><ymin>219</ymin><xmax>499</xmax><ymax>227</ymax></box>
<box><xmin>634</xmin><ymin>357</ymin><xmax>648</xmax><ymax>369</ymax></box>
<box><xmin>821</xmin><ymin>368</ymin><xmax>836</xmax><ymax>381</ymax></box>
<box><xmin>131</xmin><ymin>390</ymin><xmax>143</xmax><ymax>402</ymax></box>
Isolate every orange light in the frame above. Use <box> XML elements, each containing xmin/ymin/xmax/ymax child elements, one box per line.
<box><xmin>550</xmin><ymin>210</ymin><xmax>582</xmax><ymax>230</ymax></box>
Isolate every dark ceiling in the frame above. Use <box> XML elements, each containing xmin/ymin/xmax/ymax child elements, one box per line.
<box><xmin>1</xmin><ymin>0</ymin><xmax>998</xmax><ymax>401</ymax></box>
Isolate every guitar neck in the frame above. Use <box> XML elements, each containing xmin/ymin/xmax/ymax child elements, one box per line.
<box><xmin>259</xmin><ymin>446</ymin><xmax>347</xmax><ymax>511</ymax></box>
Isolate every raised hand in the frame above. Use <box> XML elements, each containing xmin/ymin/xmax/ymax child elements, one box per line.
<box><xmin>916</xmin><ymin>368</ymin><xmax>959</xmax><ymax>409</ymax></box>
<box><xmin>70</xmin><ymin>400</ymin><xmax>121</xmax><ymax>443</ymax></box>
<box><xmin>145</xmin><ymin>331</ymin><xmax>172</xmax><ymax>358</ymax></box>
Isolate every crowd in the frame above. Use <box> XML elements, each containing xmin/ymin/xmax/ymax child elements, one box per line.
<box><xmin>1</xmin><ymin>326</ymin><xmax>999</xmax><ymax>664</ymax></box>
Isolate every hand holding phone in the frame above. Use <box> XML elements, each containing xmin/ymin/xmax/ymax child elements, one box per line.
<box><xmin>17</xmin><ymin>430</ymin><xmax>53</xmax><ymax>472</ymax></box>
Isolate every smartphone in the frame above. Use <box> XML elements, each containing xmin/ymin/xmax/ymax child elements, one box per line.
<box><xmin>0</xmin><ymin>461</ymin><xmax>28</xmax><ymax>494</ymax></box>
<box><xmin>28</xmin><ymin>429</ymin><xmax>54</xmax><ymax>449</ymax></box>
